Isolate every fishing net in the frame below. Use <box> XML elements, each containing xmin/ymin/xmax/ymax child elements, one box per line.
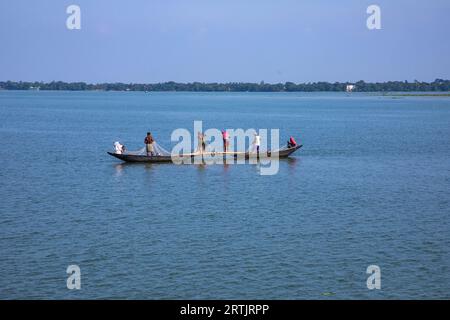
<box><xmin>153</xmin><ymin>142</ymin><xmax>172</xmax><ymax>156</ymax></box>
<box><xmin>123</xmin><ymin>142</ymin><xmax>172</xmax><ymax>156</ymax></box>
<box><xmin>114</xmin><ymin>140</ymin><xmax>291</xmax><ymax>157</ymax></box>
<box><xmin>123</xmin><ymin>147</ymin><xmax>146</xmax><ymax>155</ymax></box>
<box><xmin>245</xmin><ymin>142</ymin><xmax>289</xmax><ymax>154</ymax></box>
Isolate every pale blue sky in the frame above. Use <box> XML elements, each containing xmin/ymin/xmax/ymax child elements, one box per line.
<box><xmin>0</xmin><ymin>0</ymin><xmax>449</xmax><ymax>83</ymax></box>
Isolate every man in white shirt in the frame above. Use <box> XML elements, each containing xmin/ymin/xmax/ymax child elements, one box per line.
<box><xmin>114</xmin><ymin>141</ymin><xmax>124</xmax><ymax>154</ymax></box>
<box><xmin>252</xmin><ymin>133</ymin><xmax>261</xmax><ymax>154</ymax></box>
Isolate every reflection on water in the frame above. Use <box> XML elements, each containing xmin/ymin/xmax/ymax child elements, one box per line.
<box><xmin>114</xmin><ymin>157</ymin><xmax>300</xmax><ymax>177</ymax></box>
<box><xmin>114</xmin><ymin>163</ymin><xmax>125</xmax><ymax>176</ymax></box>
<box><xmin>195</xmin><ymin>162</ymin><xmax>207</xmax><ymax>172</ymax></box>
<box><xmin>287</xmin><ymin>157</ymin><xmax>298</xmax><ymax>169</ymax></box>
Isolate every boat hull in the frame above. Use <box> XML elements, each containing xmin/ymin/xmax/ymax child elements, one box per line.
<box><xmin>107</xmin><ymin>145</ymin><xmax>302</xmax><ymax>163</ymax></box>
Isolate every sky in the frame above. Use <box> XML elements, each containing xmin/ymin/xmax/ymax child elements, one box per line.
<box><xmin>0</xmin><ymin>0</ymin><xmax>449</xmax><ymax>83</ymax></box>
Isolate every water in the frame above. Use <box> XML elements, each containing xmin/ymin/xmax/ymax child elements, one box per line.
<box><xmin>0</xmin><ymin>91</ymin><xmax>449</xmax><ymax>299</ymax></box>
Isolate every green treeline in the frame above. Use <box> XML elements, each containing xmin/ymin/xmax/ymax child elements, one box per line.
<box><xmin>0</xmin><ymin>79</ymin><xmax>449</xmax><ymax>92</ymax></box>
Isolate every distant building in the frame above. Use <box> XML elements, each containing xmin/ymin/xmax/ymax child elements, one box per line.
<box><xmin>346</xmin><ymin>84</ymin><xmax>355</xmax><ymax>92</ymax></box>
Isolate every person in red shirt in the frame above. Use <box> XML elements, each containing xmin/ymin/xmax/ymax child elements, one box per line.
<box><xmin>287</xmin><ymin>136</ymin><xmax>297</xmax><ymax>148</ymax></box>
<box><xmin>222</xmin><ymin>130</ymin><xmax>229</xmax><ymax>152</ymax></box>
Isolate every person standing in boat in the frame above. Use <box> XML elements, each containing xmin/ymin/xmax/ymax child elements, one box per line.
<box><xmin>197</xmin><ymin>132</ymin><xmax>203</xmax><ymax>154</ymax></box>
<box><xmin>202</xmin><ymin>133</ymin><xmax>207</xmax><ymax>152</ymax></box>
<box><xmin>197</xmin><ymin>132</ymin><xmax>207</xmax><ymax>154</ymax></box>
<box><xmin>252</xmin><ymin>132</ymin><xmax>261</xmax><ymax>154</ymax></box>
<box><xmin>222</xmin><ymin>130</ymin><xmax>230</xmax><ymax>152</ymax></box>
<box><xmin>144</xmin><ymin>132</ymin><xmax>155</xmax><ymax>156</ymax></box>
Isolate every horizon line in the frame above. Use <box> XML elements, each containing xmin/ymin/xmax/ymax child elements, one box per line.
<box><xmin>1</xmin><ymin>79</ymin><xmax>449</xmax><ymax>85</ymax></box>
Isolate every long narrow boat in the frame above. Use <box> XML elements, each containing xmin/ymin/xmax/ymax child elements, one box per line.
<box><xmin>107</xmin><ymin>144</ymin><xmax>302</xmax><ymax>163</ymax></box>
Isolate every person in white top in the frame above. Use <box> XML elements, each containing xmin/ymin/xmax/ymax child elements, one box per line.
<box><xmin>252</xmin><ymin>133</ymin><xmax>261</xmax><ymax>154</ymax></box>
<box><xmin>114</xmin><ymin>141</ymin><xmax>125</xmax><ymax>154</ymax></box>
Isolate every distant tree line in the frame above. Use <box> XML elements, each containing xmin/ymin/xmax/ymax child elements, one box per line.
<box><xmin>0</xmin><ymin>79</ymin><xmax>448</xmax><ymax>92</ymax></box>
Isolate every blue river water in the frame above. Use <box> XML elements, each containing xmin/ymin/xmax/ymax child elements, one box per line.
<box><xmin>0</xmin><ymin>91</ymin><xmax>449</xmax><ymax>299</ymax></box>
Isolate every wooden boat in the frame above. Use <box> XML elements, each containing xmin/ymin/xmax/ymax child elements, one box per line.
<box><xmin>107</xmin><ymin>144</ymin><xmax>302</xmax><ymax>163</ymax></box>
